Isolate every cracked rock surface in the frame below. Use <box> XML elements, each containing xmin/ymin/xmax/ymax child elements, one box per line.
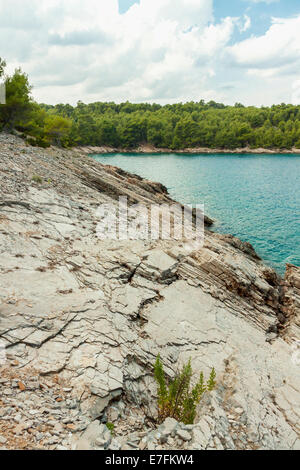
<box><xmin>0</xmin><ymin>132</ymin><xmax>299</xmax><ymax>450</ymax></box>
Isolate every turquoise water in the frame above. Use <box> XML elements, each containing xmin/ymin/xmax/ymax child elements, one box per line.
<box><xmin>92</xmin><ymin>153</ymin><xmax>300</xmax><ymax>275</ymax></box>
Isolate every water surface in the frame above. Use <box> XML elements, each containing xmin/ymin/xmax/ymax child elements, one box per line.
<box><xmin>92</xmin><ymin>152</ymin><xmax>300</xmax><ymax>275</ymax></box>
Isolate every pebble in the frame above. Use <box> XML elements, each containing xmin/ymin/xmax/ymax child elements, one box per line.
<box><xmin>28</xmin><ymin>410</ymin><xmax>40</xmax><ymax>416</ymax></box>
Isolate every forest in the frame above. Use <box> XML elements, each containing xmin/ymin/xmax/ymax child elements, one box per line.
<box><xmin>1</xmin><ymin>59</ymin><xmax>300</xmax><ymax>150</ymax></box>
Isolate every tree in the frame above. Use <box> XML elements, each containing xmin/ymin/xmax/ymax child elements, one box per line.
<box><xmin>147</xmin><ymin>117</ymin><xmax>164</xmax><ymax>147</ymax></box>
<box><xmin>97</xmin><ymin>118</ymin><xmax>119</xmax><ymax>147</ymax></box>
<box><xmin>3</xmin><ymin>58</ymin><xmax>300</xmax><ymax>151</ymax></box>
<box><xmin>43</xmin><ymin>115</ymin><xmax>72</xmax><ymax>146</ymax></box>
<box><xmin>0</xmin><ymin>57</ymin><xmax>6</xmax><ymax>78</ymax></box>
<box><xmin>0</xmin><ymin>68</ymin><xmax>32</xmax><ymax>130</ymax></box>
<box><xmin>173</xmin><ymin>117</ymin><xmax>199</xmax><ymax>149</ymax></box>
<box><xmin>0</xmin><ymin>58</ymin><xmax>6</xmax><ymax>130</ymax></box>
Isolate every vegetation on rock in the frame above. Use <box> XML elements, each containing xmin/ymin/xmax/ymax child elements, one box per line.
<box><xmin>154</xmin><ymin>355</ymin><xmax>216</xmax><ymax>425</ymax></box>
<box><xmin>106</xmin><ymin>423</ymin><xmax>115</xmax><ymax>437</ymax></box>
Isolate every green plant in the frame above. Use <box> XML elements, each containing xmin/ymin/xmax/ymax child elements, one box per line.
<box><xmin>154</xmin><ymin>355</ymin><xmax>216</xmax><ymax>425</ymax></box>
<box><xmin>31</xmin><ymin>175</ymin><xmax>43</xmax><ymax>184</ymax></box>
<box><xmin>26</xmin><ymin>137</ymin><xmax>37</xmax><ymax>147</ymax></box>
<box><xmin>106</xmin><ymin>422</ymin><xmax>115</xmax><ymax>436</ymax></box>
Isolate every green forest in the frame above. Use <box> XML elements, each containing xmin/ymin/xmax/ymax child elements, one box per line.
<box><xmin>1</xmin><ymin>59</ymin><xmax>300</xmax><ymax>150</ymax></box>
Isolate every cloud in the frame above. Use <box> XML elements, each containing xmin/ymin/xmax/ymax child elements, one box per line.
<box><xmin>0</xmin><ymin>0</ymin><xmax>235</xmax><ymax>103</ymax></box>
<box><xmin>48</xmin><ymin>30</ymin><xmax>112</xmax><ymax>47</ymax></box>
<box><xmin>227</xmin><ymin>16</ymin><xmax>300</xmax><ymax>72</ymax></box>
<box><xmin>220</xmin><ymin>14</ymin><xmax>300</xmax><ymax>105</ymax></box>
<box><xmin>239</xmin><ymin>15</ymin><xmax>251</xmax><ymax>33</ymax></box>
<box><xmin>0</xmin><ymin>0</ymin><xmax>299</xmax><ymax>106</ymax></box>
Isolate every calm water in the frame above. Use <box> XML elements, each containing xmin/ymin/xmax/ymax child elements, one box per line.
<box><xmin>92</xmin><ymin>153</ymin><xmax>300</xmax><ymax>275</ymax></box>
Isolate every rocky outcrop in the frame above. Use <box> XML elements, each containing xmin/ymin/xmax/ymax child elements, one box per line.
<box><xmin>0</xmin><ymin>132</ymin><xmax>299</xmax><ymax>450</ymax></box>
<box><xmin>281</xmin><ymin>264</ymin><xmax>300</xmax><ymax>343</ymax></box>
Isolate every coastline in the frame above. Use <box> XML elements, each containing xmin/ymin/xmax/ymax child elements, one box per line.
<box><xmin>1</xmin><ymin>132</ymin><xmax>300</xmax><ymax>450</ymax></box>
<box><xmin>74</xmin><ymin>143</ymin><xmax>300</xmax><ymax>155</ymax></box>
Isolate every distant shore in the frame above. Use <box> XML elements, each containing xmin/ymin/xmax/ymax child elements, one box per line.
<box><xmin>75</xmin><ymin>144</ymin><xmax>300</xmax><ymax>155</ymax></box>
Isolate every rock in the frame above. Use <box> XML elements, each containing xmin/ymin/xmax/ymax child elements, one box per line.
<box><xmin>18</xmin><ymin>382</ymin><xmax>26</xmax><ymax>391</ymax></box>
<box><xmin>95</xmin><ymin>438</ymin><xmax>107</xmax><ymax>448</ymax></box>
<box><xmin>176</xmin><ymin>430</ymin><xmax>192</xmax><ymax>442</ymax></box>
<box><xmin>281</xmin><ymin>264</ymin><xmax>300</xmax><ymax>343</ymax></box>
<box><xmin>109</xmin><ymin>438</ymin><xmax>122</xmax><ymax>451</ymax></box>
<box><xmin>139</xmin><ymin>441</ymin><xmax>147</xmax><ymax>450</ymax></box>
<box><xmin>0</xmin><ymin>436</ymin><xmax>7</xmax><ymax>444</ymax></box>
<box><xmin>159</xmin><ymin>417</ymin><xmax>178</xmax><ymax>439</ymax></box>
<box><xmin>0</xmin><ymin>132</ymin><xmax>299</xmax><ymax>451</ymax></box>
<box><xmin>108</xmin><ymin>406</ymin><xmax>120</xmax><ymax>422</ymax></box>
<box><xmin>75</xmin><ymin>421</ymin><xmax>111</xmax><ymax>450</ymax></box>
<box><xmin>65</xmin><ymin>399</ymin><xmax>77</xmax><ymax>410</ymax></box>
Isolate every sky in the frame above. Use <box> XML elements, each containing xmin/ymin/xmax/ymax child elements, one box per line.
<box><xmin>1</xmin><ymin>0</ymin><xmax>300</xmax><ymax>106</ymax></box>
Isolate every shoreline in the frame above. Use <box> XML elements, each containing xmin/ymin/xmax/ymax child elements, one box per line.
<box><xmin>1</xmin><ymin>132</ymin><xmax>300</xmax><ymax>450</ymax></box>
<box><xmin>74</xmin><ymin>144</ymin><xmax>300</xmax><ymax>155</ymax></box>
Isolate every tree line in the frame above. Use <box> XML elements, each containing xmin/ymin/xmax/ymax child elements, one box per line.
<box><xmin>1</xmin><ymin>59</ymin><xmax>300</xmax><ymax>150</ymax></box>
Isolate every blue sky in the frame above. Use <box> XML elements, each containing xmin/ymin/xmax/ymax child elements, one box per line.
<box><xmin>1</xmin><ymin>0</ymin><xmax>300</xmax><ymax>106</ymax></box>
<box><xmin>120</xmin><ymin>0</ymin><xmax>300</xmax><ymax>37</ymax></box>
<box><xmin>215</xmin><ymin>0</ymin><xmax>300</xmax><ymax>38</ymax></box>
<box><xmin>119</xmin><ymin>0</ymin><xmax>139</xmax><ymax>14</ymax></box>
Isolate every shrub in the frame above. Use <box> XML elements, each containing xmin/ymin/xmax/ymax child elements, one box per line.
<box><xmin>36</xmin><ymin>137</ymin><xmax>51</xmax><ymax>148</ymax></box>
<box><xmin>154</xmin><ymin>355</ymin><xmax>216</xmax><ymax>425</ymax></box>
<box><xmin>26</xmin><ymin>137</ymin><xmax>37</xmax><ymax>147</ymax></box>
<box><xmin>31</xmin><ymin>175</ymin><xmax>43</xmax><ymax>184</ymax></box>
<box><xmin>26</xmin><ymin>136</ymin><xmax>50</xmax><ymax>148</ymax></box>
<box><xmin>106</xmin><ymin>422</ymin><xmax>115</xmax><ymax>436</ymax></box>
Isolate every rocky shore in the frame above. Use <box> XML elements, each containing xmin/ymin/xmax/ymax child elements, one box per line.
<box><xmin>0</xmin><ymin>132</ymin><xmax>299</xmax><ymax>450</ymax></box>
<box><xmin>75</xmin><ymin>143</ymin><xmax>300</xmax><ymax>155</ymax></box>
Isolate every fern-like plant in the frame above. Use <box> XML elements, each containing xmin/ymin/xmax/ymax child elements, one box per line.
<box><xmin>154</xmin><ymin>355</ymin><xmax>216</xmax><ymax>425</ymax></box>
<box><xmin>106</xmin><ymin>422</ymin><xmax>115</xmax><ymax>437</ymax></box>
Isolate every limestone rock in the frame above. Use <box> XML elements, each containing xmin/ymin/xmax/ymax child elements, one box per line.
<box><xmin>75</xmin><ymin>422</ymin><xmax>111</xmax><ymax>450</ymax></box>
<box><xmin>0</xmin><ymin>132</ymin><xmax>299</xmax><ymax>451</ymax></box>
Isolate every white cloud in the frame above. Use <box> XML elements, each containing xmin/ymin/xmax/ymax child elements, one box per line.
<box><xmin>227</xmin><ymin>16</ymin><xmax>300</xmax><ymax>72</ymax></box>
<box><xmin>0</xmin><ymin>0</ymin><xmax>233</xmax><ymax>104</ymax></box>
<box><xmin>239</xmin><ymin>15</ymin><xmax>251</xmax><ymax>33</ymax></box>
<box><xmin>0</xmin><ymin>0</ymin><xmax>299</xmax><ymax>106</ymax></box>
<box><xmin>223</xmin><ymin>15</ymin><xmax>300</xmax><ymax>105</ymax></box>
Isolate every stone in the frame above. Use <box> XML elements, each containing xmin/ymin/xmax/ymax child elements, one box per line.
<box><xmin>176</xmin><ymin>430</ymin><xmax>192</xmax><ymax>442</ymax></box>
<box><xmin>75</xmin><ymin>421</ymin><xmax>111</xmax><ymax>450</ymax></box>
<box><xmin>109</xmin><ymin>438</ymin><xmax>122</xmax><ymax>451</ymax></box>
<box><xmin>88</xmin><ymin>396</ymin><xmax>110</xmax><ymax>420</ymax></box>
<box><xmin>108</xmin><ymin>406</ymin><xmax>120</xmax><ymax>422</ymax></box>
<box><xmin>159</xmin><ymin>418</ymin><xmax>178</xmax><ymax>437</ymax></box>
